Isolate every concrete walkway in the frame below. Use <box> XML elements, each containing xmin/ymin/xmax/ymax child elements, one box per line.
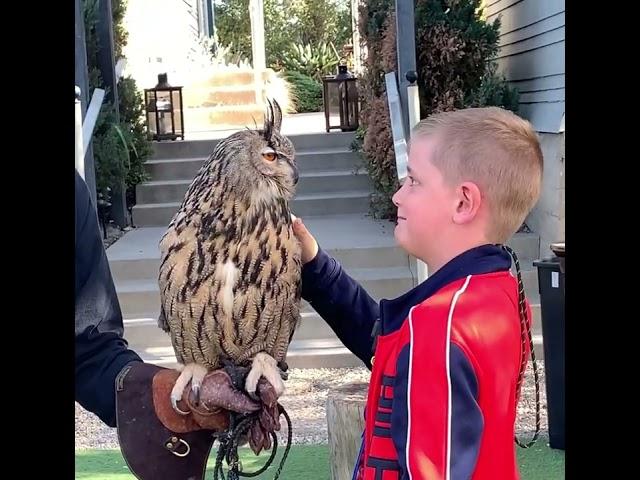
<box><xmin>107</xmin><ymin>213</ymin><xmax>397</xmax><ymax>263</ymax></box>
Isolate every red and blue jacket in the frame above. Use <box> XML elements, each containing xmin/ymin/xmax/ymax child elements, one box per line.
<box><xmin>301</xmin><ymin>244</ymin><xmax>531</xmax><ymax>479</ymax></box>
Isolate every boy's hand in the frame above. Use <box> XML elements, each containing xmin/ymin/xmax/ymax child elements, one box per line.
<box><xmin>291</xmin><ymin>214</ymin><xmax>319</xmax><ymax>264</ymax></box>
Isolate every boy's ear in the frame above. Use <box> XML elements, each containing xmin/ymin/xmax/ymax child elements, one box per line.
<box><xmin>452</xmin><ymin>181</ymin><xmax>482</xmax><ymax>225</ymax></box>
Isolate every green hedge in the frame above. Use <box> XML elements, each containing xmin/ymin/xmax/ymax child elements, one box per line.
<box><xmin>283</xmin><ymin>71</ymin><xmax>324</xmax><ymax>113</ymax></box>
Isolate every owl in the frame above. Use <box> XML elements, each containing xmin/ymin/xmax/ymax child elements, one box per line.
<box><xmin>157</xmin><ymin>100</ymin><xmax>302</xmax><ymax>412</ymax></box>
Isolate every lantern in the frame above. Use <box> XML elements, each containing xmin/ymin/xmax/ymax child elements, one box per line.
<box><xmin>144</xmin><ymin>73</ymin><xmax>184</xmax><ymax>141</ymax></box>
<box><xmin>321</xmin><ymin>65</ymin><xmax>359</xmax><ymax>132</ymax></box>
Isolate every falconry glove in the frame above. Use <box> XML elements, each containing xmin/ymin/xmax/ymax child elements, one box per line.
<box><xmin>115</xmin><ymin>362</ymin><xmax>279</xmax><ymax>479</ymax></box>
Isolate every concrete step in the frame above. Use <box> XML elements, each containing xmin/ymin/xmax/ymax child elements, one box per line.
<box><xmin>144</xmin><ymin>149</ymin><xmax>363</xmax><ymax>181</ymax></box>
<box><xmin>136</xmin><ymin>170</ymin><xmax>371</xmax><ymax>204</ymax></box>
<box><xmin>116</xmin><ymin>272</ymin><xmax>540</xmax><ymax>332</ymax></box>
<box><xmin>124</xmin><ymin>310</ymin><xmax>336</xmax><ymax>347</ymax></box>
<box><xmin>183</xmin><ymin>85</ymin><xmax>259</xmax><ymax>108</ymax></box>
<box><xmin>127</xmin><ymin>327</ymin><xmax>545</xmax><ymax>370</ymax></box>
<box><xmin>115</xmin><ymin>266</ymin><xmax>415</xmax><ymax>319</ymax></box>
<box><xmin>183</xmin><ymin>104</ymin><xmax>267</xmax><ymax>130</ymax></box>
<box><xmin>132</xmin><ymin>191</ymin><xmax>371</xmax><ymax>227</ymax></box>
<box><xmin>151</xmin><ymin>132</ymin><xmax>355</xmax><ymax>160</ymax></box>
<box><xmin>108</xmin><ymin>219</ymin><xmax>539</xmax><ymax>297</ymax></box>
<box><xmin>109</xmin><ymin>214</ymin><xmax>401</xmax><ymax>273</ymax></box>
<box><xmin>192</xmin><ymin>70</ymin><xmax>272</xmax><ymax>88</ymax></box>
<box><xmin>285</xmin><ymin>339</ymin><xmax>364</xmax><ymax>368</ymax></box>
<box><xmin>124</xmin><ymin>303</ymin><xmax>542</xmax><ymax>349</ymax></box>
<box><xmin>110</xmin><ymin>244</ymin><xmax>409</xmax><ymax>284</ymax></box>
<box><xmin>132</xmin><ymin>339</ymin><xmax>364</xmax><ymax>370</ymax></box>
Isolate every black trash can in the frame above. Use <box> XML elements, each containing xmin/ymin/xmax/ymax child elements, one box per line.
<box><xmin>533</xmin><ymin>243</ymin><xmax>565</xmax><ymax>450</ymax></box>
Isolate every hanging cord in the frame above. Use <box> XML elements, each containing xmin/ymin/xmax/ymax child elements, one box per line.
<box><xmin>213</xmin><ymin>404</ymin><xmax>293</xmax><ymax>480</ymax></box>
<box><xmin>502</xmin><ymin>244</ymin><xmax>541</xmax><ymax>448</ymax></box>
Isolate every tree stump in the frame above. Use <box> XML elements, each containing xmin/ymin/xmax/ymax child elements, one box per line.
<box><xmin>326</xmin><ymin>382</ymin><xmax>369</xmax><ymax>480</ymax></box>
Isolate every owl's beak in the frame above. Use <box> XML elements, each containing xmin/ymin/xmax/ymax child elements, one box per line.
<box><xmin>293</xmin><ymin>168</ymin><xmax>299</xmax><ymax>185</ymax></box>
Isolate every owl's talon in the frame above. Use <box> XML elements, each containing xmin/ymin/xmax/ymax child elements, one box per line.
<box><xmin>190</xmin><ymin>383</ymin><xmax>201</xmax><ymax>406</ymax></box>
<box><xmin>171</xmin><ymin>363</ymin><xmax>207</xmax><ymax>413</ymax></box>
<box><xmin>171</xmin><ymin>395</ymin><xmax>190</xmax><ymax>415</ymax></box>
<box><xmin>247</xmin><ymin>390</ymin><xmax>260</xmax><ymax>402</ymax></box>
<box><xmin>245</xmin><ymin>353</ymin><xmax>286</xmax><ymax>399</ymax></box>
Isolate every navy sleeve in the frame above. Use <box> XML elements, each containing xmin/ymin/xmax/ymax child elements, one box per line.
<box><xmin>75</xmin><ymin>171</ymin><xmax>142</xmax><ymax>427</ymax></box>
<box><xmin>392</xmin><ymin>344</ymin><xmax>483</xmax><ymax>479</ymax></box>
<box><xmin>301</xmin><ymin>247</ymin><xmax>379</xmax><ymax>367</ymax></box>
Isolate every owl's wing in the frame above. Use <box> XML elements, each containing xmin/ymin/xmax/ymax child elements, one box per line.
<box><xmin>267</xmin><ymin>279</ymin><xmax>302</xmax><ymax>364</ymax></box>
<box><xmin>158</xmin><ymin>303</ymin><xmax>169</xmax><ymax>332</ymax></box>
<box><xmin>158</xmin><ymin>224</ymin><xmax>227</xmax><ymax>368</ymax></box>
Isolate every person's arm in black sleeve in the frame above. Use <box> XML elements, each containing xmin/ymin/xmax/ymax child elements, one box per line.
<box><xmin>75</xmin><ymin>171</ymin><xmax>142</xmax><ymax>427</ymax></box>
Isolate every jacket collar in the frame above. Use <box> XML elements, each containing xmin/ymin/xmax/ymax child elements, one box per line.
<box><xmin>380</xmin><ymin>244</ymin><xmax>512</xmax><ymax>335</ymax></box>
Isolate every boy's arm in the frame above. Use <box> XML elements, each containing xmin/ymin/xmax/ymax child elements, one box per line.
<box><xmin>391</xmin><ymin>327</ymin><xmax>483</xmax><ymax>479</ymax></box>
<box><xmin>301</xmin><ymin>247</ymin><xmax>379</xmax><ymax>368</ymax></box>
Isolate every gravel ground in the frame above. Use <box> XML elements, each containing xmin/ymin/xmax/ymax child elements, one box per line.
<box><xmin>103</xmin><ymin>223</ymin><xmax>127</xmax><ymax>249</ymax></box>
<box><xmin>75</xmin><ymin>361</ymin><xmax>548</xmax><ymax>449</ymax></box>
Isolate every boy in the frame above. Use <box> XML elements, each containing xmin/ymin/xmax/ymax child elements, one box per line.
<box><xmin>292</xmin><ymin>107</ymin><xmax>543</xmax><ymax>479</ymax></box>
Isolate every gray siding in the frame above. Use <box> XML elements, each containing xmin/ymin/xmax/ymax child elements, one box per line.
<box><xmin>485</xmin><ymin>0</ymin><xmax>565</xmax><ymax>133</ymax></box>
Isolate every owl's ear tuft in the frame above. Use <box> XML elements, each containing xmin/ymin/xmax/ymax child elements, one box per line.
<box><xmin>262</xmin><ymin>99</ymin><xmax>282</xmax><ymax>141</ymax></box>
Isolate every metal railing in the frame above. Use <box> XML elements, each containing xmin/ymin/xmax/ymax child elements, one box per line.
<box><xmin>75</xmin><ymin>85</ymin><xmax>105</xmax><ymax>179</ymax></box>
<box><xmin>385</xmin><ymin>71</ymin><xmax>428</xmax><ymax>283</ymax></box>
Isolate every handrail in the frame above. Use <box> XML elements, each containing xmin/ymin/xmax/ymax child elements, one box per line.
<box><xmin>384</xmin><ymin>71</ymin><xmax>428</xmax><ymax>283</ymax></box>
<box><xmin>75</xmin><ymin>87</ymin><xmax>85</xmax><ymax>179</ymax></box>
<box><xmin>75</xmin><ymin>85</ymin><xmax>105</xmax><ymax>179</ymax></box>
<box><xmin>384</xmin><ymin>72</ymin><xmax>408</xmax><ymax>181</ymax></box>
<box><xmin>83</xmin><ymin>87</ymin><xmax>105</xmax><ymax>153</ymax></box>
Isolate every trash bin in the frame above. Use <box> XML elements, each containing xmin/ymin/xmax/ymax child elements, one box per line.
<box><xmin>533</xmin><ymin>242</ymin><xmax>565</xmax><ymax>450</ymax></box>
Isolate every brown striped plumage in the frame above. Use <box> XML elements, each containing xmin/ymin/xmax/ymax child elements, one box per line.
<box><xmin>157</xmin><ymin>101</ymin><xmax>301</xmax><ymax>403</ymax></box>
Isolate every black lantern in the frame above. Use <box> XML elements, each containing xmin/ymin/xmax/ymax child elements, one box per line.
<box><xmin>322</xmin><ymin>65</ymin><xmax>359</xmax><ymax>132</ymax></box>
<box><xmin>144</xmin><ymin>73</ymin><xmax>185</xmax><ymax>141</ymax></box>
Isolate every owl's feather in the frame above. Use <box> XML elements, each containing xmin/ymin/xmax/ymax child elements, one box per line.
<box><xmin>158</xmin><ymin>100</ymin><xmax>302</xmax><ymax>382</ymax></box>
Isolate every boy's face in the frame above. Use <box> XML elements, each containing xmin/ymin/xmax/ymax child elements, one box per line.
<box><xmin>392</xmin><ymin>136</ymin><xmax>457</xmax><ymax>263</ymax></box>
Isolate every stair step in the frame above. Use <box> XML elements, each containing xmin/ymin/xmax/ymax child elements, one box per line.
<box><xmin>183</xmin><ymin>104</ymin><xmax>267</xmax><ymax>130</ymax></box>
<box><xmin>116</xmin><ymin>266</ymin><xmax>414</xmax><ymax>319</ymax></box>
<box><xmin>194</xmin><ymin>70</ymin><xmax>272</xmax><ymax>88</ymax></box>
<box><xmin>132</xmin><ymin>191</ymin><xmax>371</xmax><ymax>227</ymax></box>
<box><xmin>108</xmin><ymin>219</ymin><xmax>539</xmax><ymax>297</ymax></box>
<box><xmin>132</xmin><ymin>339</ymin><xmax>364</xmax><ymax>370</ymax></box>
<box><xmin>128</xmin><ymin>333</ymin><xmax>545</xmax><ymax>370</ymax></box>
<box><xmin>124</xmin><ymin>310</ymin><xmax>337</xmax><ymax>353</ymax></box>
<box><xmin>136</xmin><ymin>170</ymin><xmax>371</xmax><ymax>204</ymax></box>
<box><xmin>151</xmin><ymin>133</ymin><xmax>355</xmax><ymax>159</ymax></box>
<box><xmin>110</xmin><ymin>245</ymin><xmax>410</xmax><ymax>284</ymax></box>
<box><xmin>183</xmin><ymin>86</ymin><xmax>259</xmax><ymax>108</ymax></box>
<box><xmin>117</xmin><ymin>276</ymin><xmax>540</xmax><ymax>334</ymax></box>
<box><xmin>144</xmin><ymin>148</ymin><xmax>363</xmax><ymax>181</ymax></box>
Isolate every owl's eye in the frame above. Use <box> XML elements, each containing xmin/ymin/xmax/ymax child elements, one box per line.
<box><xmin>261</xmin><ymin>148</ymin><xmax>277</xmax><ymax>162</ymax></box>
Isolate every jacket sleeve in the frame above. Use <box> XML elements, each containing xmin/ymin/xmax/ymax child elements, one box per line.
<box><xmin>75</xmin><ymin>171</ymin><xmax>142</xmax><ymax>427</ymax></box>
<box><xmin>392</xmin><ymin>339</ymin><xmax>483</xmax><ymax>480</ymax></box>
<box><xmin>301</xmin><ymin>247</ymin><xmax>379</xmax><ymax>367</ymax></box>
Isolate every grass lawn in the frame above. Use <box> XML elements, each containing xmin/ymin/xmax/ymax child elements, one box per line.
<box><xmin>76</xmin><ymin>442</ymin><xmax>564</xmax><ymax>479</ymax></box>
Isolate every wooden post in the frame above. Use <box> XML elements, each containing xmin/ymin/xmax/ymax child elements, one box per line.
<box><xmin>351</xmin><ymin>0</ymin><xmax>363</xmax><ymax>75</ymax></box>
<box><xmin>326</xmin><ymin>382</ymin><xmax>368</xmax><ymax>480</ymax></box>
<box><xmin>249</xmin><ymin>0</ymin><xmax>266</xmax><ymax>71</ymax></box>
<box><xmin>249</xmin><ymin>0</ymin><xmax>266</xmax><ymax>106</ymax></box>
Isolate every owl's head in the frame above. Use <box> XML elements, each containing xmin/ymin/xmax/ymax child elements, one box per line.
<box><xmin>217</xmin><ymin>100</ymin><xmax>298</xmax><ymax>202</ymax></box>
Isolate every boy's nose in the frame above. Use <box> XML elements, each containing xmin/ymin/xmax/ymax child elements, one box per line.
<box><xmin>392</xmin><ymin>188</ymin><xmax>401</xmax><ymax>207</ymax></box>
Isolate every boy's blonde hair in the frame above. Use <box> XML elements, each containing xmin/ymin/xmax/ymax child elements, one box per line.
<box><xmin>413</xmin><ymin>107</ymin><xmax>543</xmax><ymax>243</ymax></box>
